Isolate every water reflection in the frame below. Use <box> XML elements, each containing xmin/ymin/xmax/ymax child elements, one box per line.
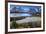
<box><xmin>10</xmin><ymin>13</ymin><xmax>32</xmax><ymax>17</ymax></box>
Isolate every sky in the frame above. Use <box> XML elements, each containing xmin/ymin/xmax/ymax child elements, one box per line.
<box><xmin>10</xmin><ymin>5</ymin><xmax>41</xmax><ymax>17</ymax></box>
<box><xmin>10</xmin><ymin>5</ymin><xmax>41</xmax><ymax>13</ymax></box>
